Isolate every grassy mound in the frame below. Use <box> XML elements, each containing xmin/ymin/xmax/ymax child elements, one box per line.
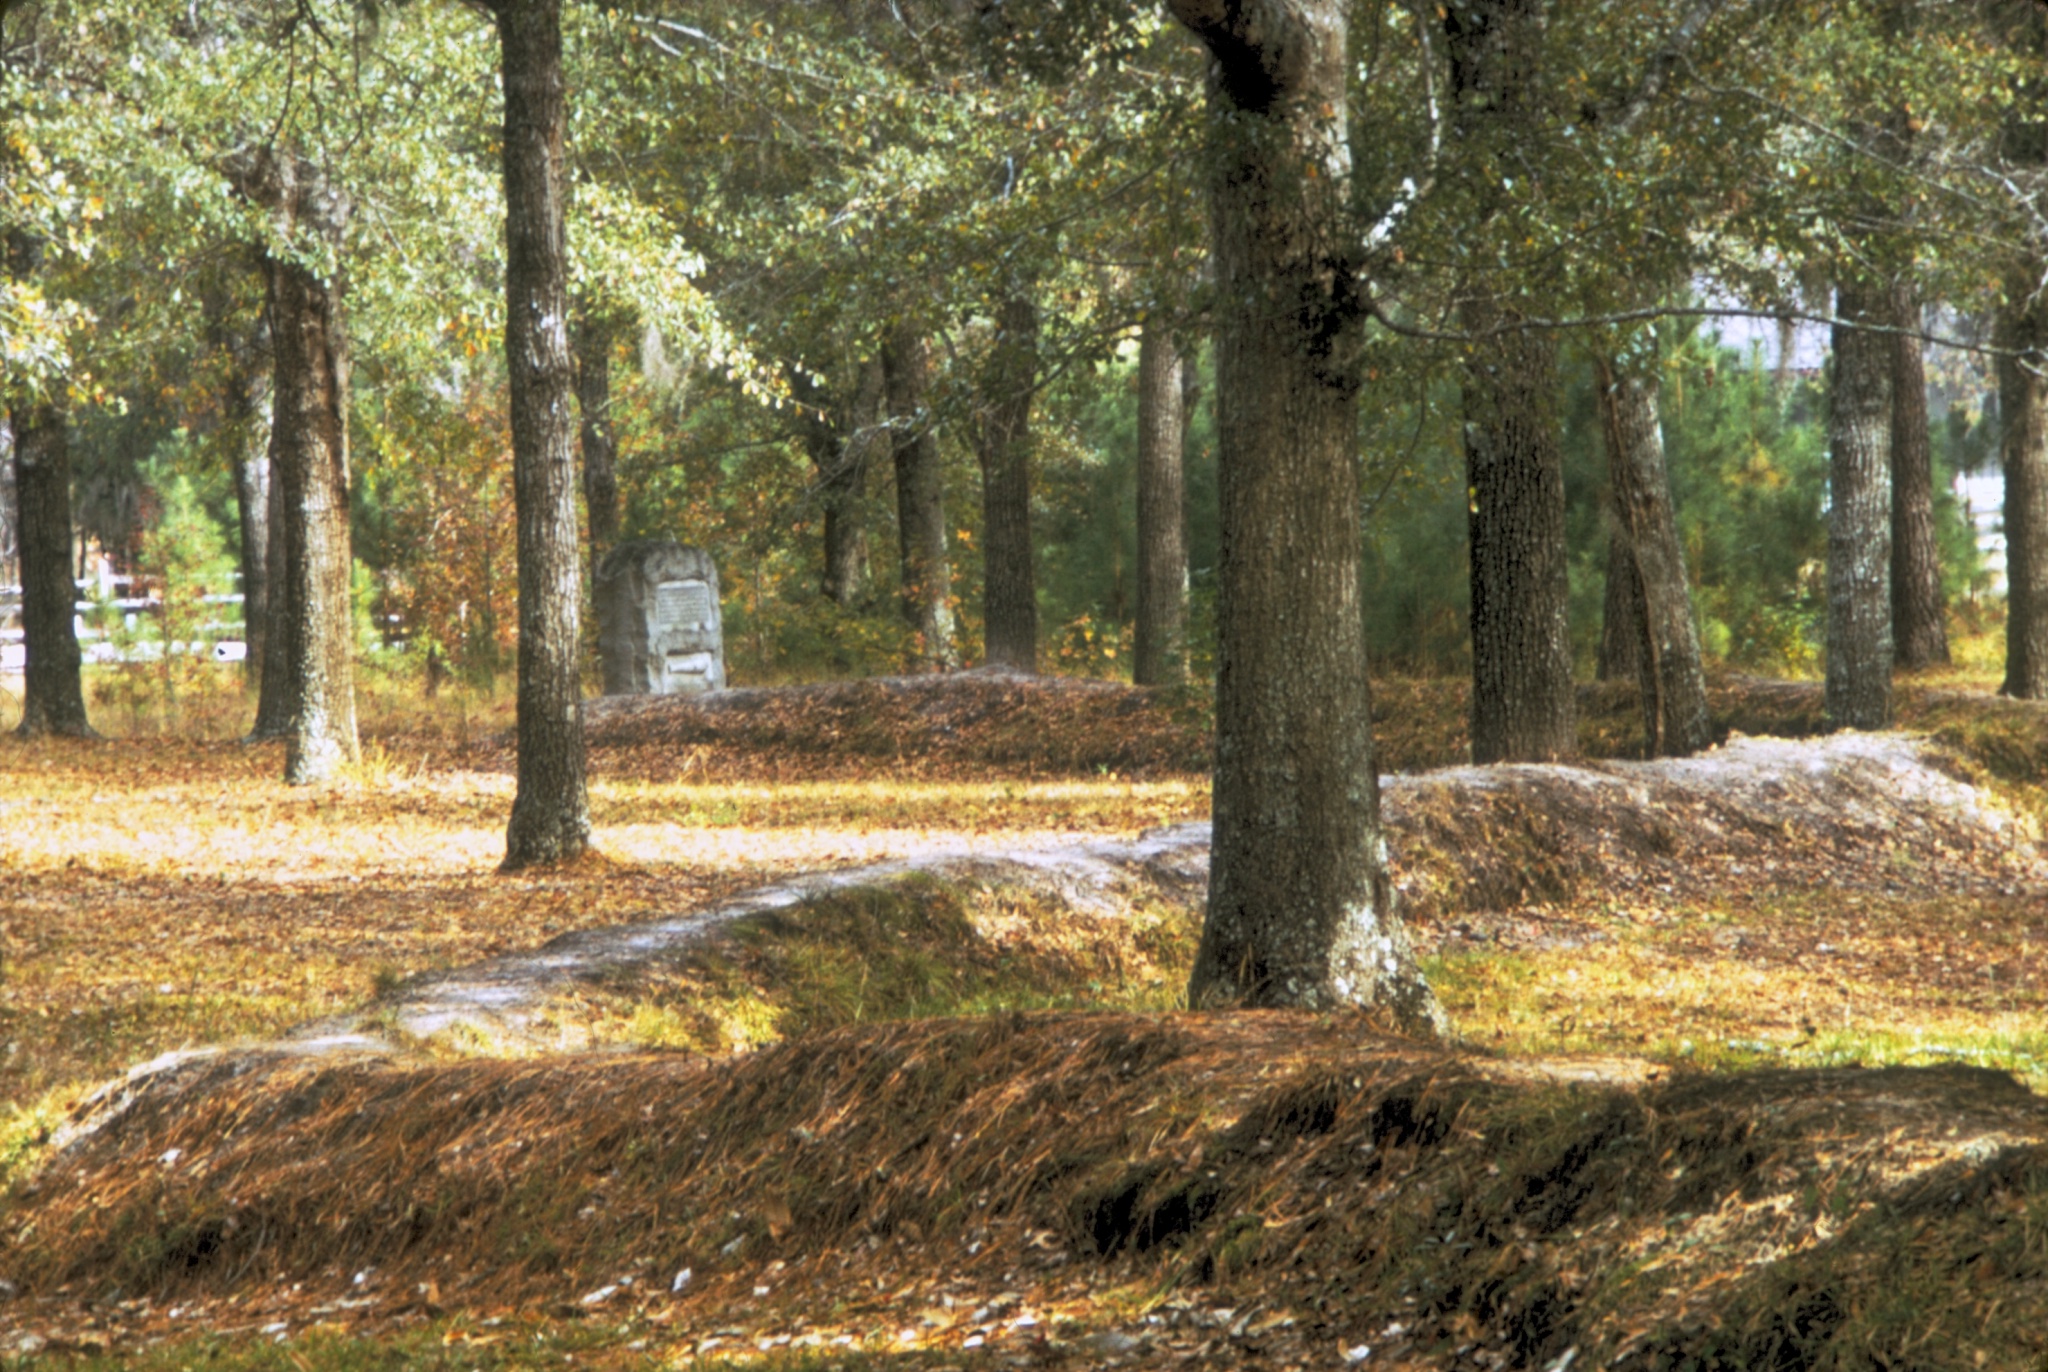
<box><xmin>376</xmin><ymin>870</ymin><xmax>1203</xmax><ymax>1059</ymax></box>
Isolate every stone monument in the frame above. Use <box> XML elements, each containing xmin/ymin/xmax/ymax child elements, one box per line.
<box><xmin>595</xmin><ymin>539</ymin><xmax>726</xmax><ymax>696</ymax></box>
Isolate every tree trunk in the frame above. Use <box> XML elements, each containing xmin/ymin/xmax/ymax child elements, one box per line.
<box><xmin>573</xmin><ymin>308</ymin><xmax>620</xmax><ymax>588</ymax></box>
<box><xmin>233</xmin><ymin>431</ymin><xmax>271</xmax><ymax>693</ymax></box>
<box><xmin>796</xmin><ymin>359</ymin><xmax>879</xmax><ymax>608</ymax></box>
<box><xmin>219</xmin><ymin>149</ymin><xmax>354</xmax><ymax>765</ymax></box>
<box><xmin>263</xmin><ymin>251</ymin><xmax>359</xmax><ymax>783</ymax></box>
<box><xmin>1167</xmin><ymin>0</ymin><xmax>1441</xmax><ymax>1032</ymax></box>
<box><xmin>826</xmin><ymin>359</ymin><xmax>880</xmax><ymax>607</ymax></box>
<box><xmin>1448</xmin><ymin>0</ymin><xmax>1577</xmax><ymax>764</ymax></box>
<box><xmin>0</xmin><ymin>425</ymin><xmax>16</xmax><ymax>592</ymax></box>
<box><xmin>10</xmin><ymin>398</ymin><xmax>92</xmax><ymax>738</ymax></box>
<box><xmin>1597</xmin><ymin>527</ymin><xmax>1642</xmax><ymax>684</ymax></box>
<box><xmin>1462</xmin><ymin>312</ymin><xmax>1577</xmax><ymax>762</ymax></box>
<box><xmin>0</xmin><ymin>427</ymin><xmax>16</xmax><ymax>593</ymax></box>
<box><xmin>1134</xmin><ymin>320</ymin><xmax>1189</xmax><ymax>687</ymax></box>
<box><xmin>2001</xmin><ymin>273</ymin><xmax>2048</xmax><ymax>699</ymax></box>
<box><xmin>977</xmin><ymin>291</ymin><xmax>1038</xmax><ymax>671</ymax></box>
<box><xmin>247</xmin><ymin>417</ymin><xmax>294</xmax><ymax>741</ymax></box>
<box><xmin>226</xmin><ymin>318</ymin><xmax>273</xmax><ymax>695</ymax></box>
<box><xmin>495</xmin><ymin>0</ymin><xmax>591</xmax><ymax>868</ymax></box>
<box><xmin>881</xmin><ymin>325</ymin><xmax>959</xmax><ymax>670</ymax></box>
<box><xmin>1824</xmin><ymin>281</ymin><xmax>1894</xmax><ymax>730</ymax></box>
<box><xmin>1595</xmin><ymin>355</ymin><xmax>1712</xmax><ymax>756</ymax></box>
<box><xmin>1889</xmin><ymin>280</ymin><xmax>1949</xmax><ymax>669</ymax></box>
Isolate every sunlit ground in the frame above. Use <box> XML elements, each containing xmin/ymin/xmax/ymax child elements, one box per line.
<box><xmin>0</xmin><ymin>668</ymin><xmax>1211</xmax><ymax>1121</ymax></box>
<box><xmin>5</xmin><ymin>653</ymin><xmax>2047</xmax><ymax>1129</ymax></box>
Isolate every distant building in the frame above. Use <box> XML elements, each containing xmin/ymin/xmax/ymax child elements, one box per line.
<box><xmin>1704</xmin><ymin>312</ymin><xmax>1830</xmax><ymax>379</ymax></box>
<box><xmin>1955</xmin><ymin>469</ymin><xmax>2007</xmax><ymax>597</ymax></box>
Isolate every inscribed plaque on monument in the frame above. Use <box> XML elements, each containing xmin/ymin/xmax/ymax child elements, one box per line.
<box><xmin>595</xmin><ymin>540</ymin><xmax>725</xmax><ymax>696</ymax></box>
<box><xmin>657</xmin><ymin>579</ymin><xmax>712</xmax><ymax>629</ymax></box>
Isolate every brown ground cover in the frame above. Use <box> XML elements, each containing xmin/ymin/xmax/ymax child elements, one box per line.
<box><xmin>10</xmin><ymin>1015</ymin><xmax>2048</xmax><ymax>1371</ymax></box>
<box><xmin>3</xmin><ymin>666</ymin><xmax>2048</xmax><ymax>1368</ymax></box>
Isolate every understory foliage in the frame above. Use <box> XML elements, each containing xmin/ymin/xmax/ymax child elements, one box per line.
<box><xmin>40</xmin><ymin>312</ymin><xmax>1993</xmax><ymax>705</ymax></box>
<box><xmin>356</xmin><ymin>380</ymin><xmax>521</xmax><ymax>688</ymax></box>
<box><xmin>8</xmin><ymin>0</ymin><xmax>2027</xmax><ymax>698</ymax></box>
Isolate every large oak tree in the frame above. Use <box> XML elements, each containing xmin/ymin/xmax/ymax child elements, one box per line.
<box><xmin>1166</xmin><ymin>0</ymin><xmax>1441</xmax><ymax>1030</ymax></box>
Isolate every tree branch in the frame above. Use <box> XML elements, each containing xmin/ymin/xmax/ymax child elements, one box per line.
<box><xmin>1163</xmin><ymin>0</ymin><xmax>1316</xmax><ymax>114</ymax></box>
<box><xmin>1603</xmin><ymin>0</ymin><xmax>1738</xmax><ymax>137</ymax></box>
<box><xmin>1361</xmin><ymin>0</ymin><xmax>1441</xmax><ymax>254</ymax></box>
<box><xmin>1368</xmin><ymin>298</ymin><xmax>2041</xmax><ymax>367</ymax></box>
<box><xmin>630</xmin><ymin>16</ymin><xmax>842</xmax><ymax>88</ymax></box>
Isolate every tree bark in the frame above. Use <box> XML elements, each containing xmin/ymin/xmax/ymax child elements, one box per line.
<box><xmin>1462</xmin><ymin>312</ymin><xmax>1577</xmax><ymax>762</ymax></box>
<box><xmin>10</xmin><ymin>398</ymin><xmax>92</xmax><ymax>738</ymax></box>
<box><xmin>220</xmin><ymin>146</ymin><xmax>356</xmax><ymax>768</ymax></box>
<box><xmin>1597</xmin><ymin>527</ymin><xmax>1642</xmax><ymax>684</ymax></box>
<box><xmin>1167</xmin><ymin>0</ymin><xmax>1442</xmax><ymax>1032</ymax></box>
<box><xmin>1998</xmin><ymin>4</ymin><xmax>2048</xmax><ymax>699</ymax></box>
<box><xmin>263</xmin><ymin>250</ymin><xmax>359</xmax><ymax>782</ymax></box>
<box><xmin>2000</xmin><ymin>274</ymin><xmax>2048</xmax><ymax>699</ymax></box>
<box><xmin>247</xmin><ymin>417</ymin><xmax>294</xmax><ymax>740</ymax></box>
<box><xmin>881</xmin><ymin>325</ymin><xmax>959</xmax><ymax>670</ymax></box>
<box><xmin>233</xmin><ymin>427</ymin><xmax>271</xmax><ymax>693</ymax></box>
<box><xmin>1134</xmin><ymin>320</ymin><xmax>1189</xmax><ymax>688</ymax></box>
<box><xmin>977</xmin><ymin>290</ymin><xmax>1039</xmax><ymax>671</ymax></box>
<box><xmin>1889</xmin><ymin>280</ymin><xmax>1949</xmax><ymax>669</ymax></box>
<box><xmin>4</xmin><ymin>226</ymin><xmax>91</xmax><ymax>739</ymax></box>
<box><xmin>1824</xmin><ymin>281</ymin><xmax>1894</xmax><ymax>730</ymax></box>
<box><xmin>1448</xmin><ymin>0</ymin><xmax>1577</xmax><ymax>764</ymax></box>
<box><xmin>226</xmin><ymin>316</ymin><xmax>273</xmax><ymax>695</ymax></box>
<box><xmin>573</xmin><ymin>308</ymin><xmax>620</xmax><ymax>589</ymax></box>
<box><xmin>795</xmin><ymin>358</ymin><xmax>879</xmax><ymax>608</ymax></box>
<box><xmin>494</xmin><ymin>0</ymin><xmax>592</xmax><ymax>868</ymax></box>
<box><xmin>1595</xmin><ymin>355</ymin><xmax>1712</xmax><ymax>756</ymax></box>
<box><xmin>0</xmin><ymin>425</ymin><xmax>16</xmax><ymax>592</ymax></box>
<box><xmin>826</xmin><ymin>359</ymin><xmax>880</xmax><ymax>607</ymax></box>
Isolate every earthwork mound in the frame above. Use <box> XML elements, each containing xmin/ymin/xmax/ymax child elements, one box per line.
<box><xmin>7</xmin><ymin>1013</ymin><xmax>2048</xmax><ymax>1368</ymax></box>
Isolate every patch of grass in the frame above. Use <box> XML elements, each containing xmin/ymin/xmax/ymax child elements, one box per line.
<box><xmin>0</xmin><ymin>1086</ymin><xmax>67</xmax><ymax>1192</ymax></box>
<box><xmin>590</xmin><ymin>876</ymin><xmax>1199</xmax><ymax>1057</ymax></box>
<box><xmin>0</xmin><ymin>991</ymin><xmax>327</xmax><ymax>1112</ymax></box>
<box><xmin>587</xmin><ymin>776</ymin><xmax>1206</xmax><ymax>834</ymax></box>
<box><xmin>1426</xmin><ymin>888</ymin><xmax>2048</xmax><ymax>1089</ymax></box>
<box><xmin>3</xmin><ymin>1319</ymin><xmax>616</xmax><ymax>1370</ymax></box>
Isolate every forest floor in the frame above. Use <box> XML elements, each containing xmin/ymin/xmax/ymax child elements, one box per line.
<box><xmin>3</xmin><ymin>665</ymin><xmax>2048</xmax><ymax>1369</ymax></box>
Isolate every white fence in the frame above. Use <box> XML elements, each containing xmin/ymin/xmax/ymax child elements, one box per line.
<box><xmin>0</xmin><ymin>575</ymin><xmax>247</xmax><ymax>672</ymax></box>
